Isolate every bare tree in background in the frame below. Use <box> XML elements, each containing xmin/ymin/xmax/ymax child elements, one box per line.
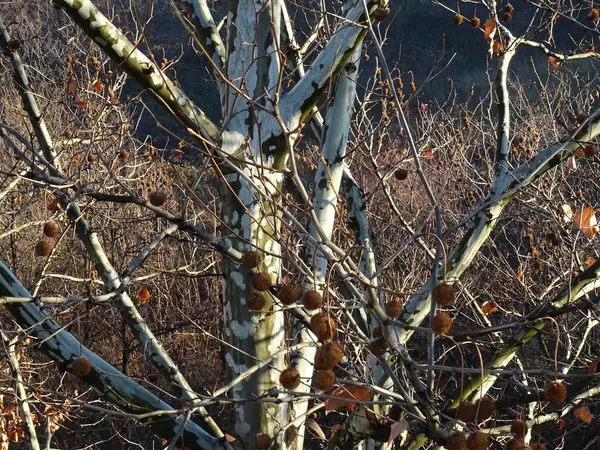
<box><xmin>1</xmin><ymin>0</ymin><xmax>600</xmax><ymax>449</ymax></box>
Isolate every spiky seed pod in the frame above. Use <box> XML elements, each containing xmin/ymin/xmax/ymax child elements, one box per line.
<box><xmin>466</xmin><ymin>431</ymin><xmax>489</xmax><ymax>450</ymax></box>
<box><xmin>544</xmin><ymin>381</ymin><xmax>567</xmax><ymax>404</ymax></box>
<box><xmin>241</xmin><ymin>251</ymin><xmax>261</xmax><ymax>268</ymax></box>
<box><xmin>279</xmin><ymin>367</ymin><xmax>301</xmax><ymax>389</ymax></box>
<box><xmin>474</xmin><ymin>397</ymin><xmax>496</xmax><ymax>420</ymax></box>
<box><xmin>148</xmin><ymin>190</ymin><xmax>166</xmax><ymax>206</ymax></box>
<box><xmin>394</xmin><ymin>168</ymin><xmax>409</xmax><ymax>180</ymax></box>
<box><xmin>433</xmin><ymin>283</ymin><xmax>454</xmax><ymax>306</ymax></box>
<box><xmin>35</xmin><ymin>240</ymin><xmax>53</xmax><ymax>257</ymax></box>
<box><xmin>278</xmin><ymin>283</ymin><xmax>302</xmax><ymax>305</ymax></box>
<box><xmin>471</xmin><ymin>17</ymin><xmax>481</xmax><ymax>27</ymax></box>
<box><xmin>503</xmin><ymin>12</ymin><xmax>512</xmax><ymax>22</ymax></box>
<box><xmin>589</xmin><ymin>8</ymin><xmax>600</xmax><ymax>21</ymax></box>
<box><xmin>255</xmin><ymin>433</ymin><xmax>271</xmax><ymax>449</ymax></box>
<box><xmin>366</xmin><ymin>337</ymin><xmax>387</xmax><ymax>357</ymax></box>
<box><xmin>311</xmin><ymin>314</ymin><xmax>337</xmax><ymax>341</ymax></box>
<box><xmin>446</xmin><ymin>432</ymin><xmax>468</xmax><ymax>450</ymax></box>
<box><xmin>373</xmin><ymin>6</ymin><xmax>389</xmax><ymax>21</ymax></box>
<box><xmin>385</xmin><ymin>299</ymin><xmax>403</xmax><ymax>317</ymax></box>
<box><xmin>584</xmin><ymin>144</ymin><xmax>597</xmax><ymax>157</ymax></box>
<box><xmin>314</xmin><ymin>342</ymin><xmax>343</xmax><ymax>370</ymax></box>
<box><xmin>431</xmin><ymin>312</ymin><xmax>453</xmax><ymax>335</ymax></box>
<box><xmin>506</xmin><ymin>439</ymin><xmax>526</xmax><ymax>450</ymax></box>
<box><xmin>531</xmin><ymin>444</ymin><xmax>547</xmax><ymax>450</ymax></box>
<box><xmin>454</xmin><ymin>14</ymin><xmax>464</xmax><ymax>25</ymax></box>
<box><xmin>312</xmin><ymin>370</ymin><xmax>336</xmax><ymax>390</ymax></box>
<box><xmin>246</xmin><ymin>292</ymin><xmax>265</xmax><ymax>310</ymax></box>
<box><xmin>302</xmin><ymin>290</ymin><xmax>322</xmax><ymax>309</ymax></box>
<box><xmin>506</xmin><ymin>3</ymin><xmax>514</xmax><ymax>13</ymax></box>
<box><xmin>72</xmin><ymin>357</ymin><xmax>92</xmax><ymax>377</ymax></box>
<box><xmin>43</xmin><ymin>221</ymin><xmax>59</xmax><ymax>238</ymax></box>
<box><xmin>510</xmin><ymin>419</ymin><xmax>528</xmax><ymax>437</ymax></box>
<box><xmin>251</xmin><ymin>272</ymin><xmax>272</xmax><ymax>291</ymax></box>
<box><xmin>456</xmin><ymin>402</ymin><xmax>477</xmax><ymax>423</ymax></box>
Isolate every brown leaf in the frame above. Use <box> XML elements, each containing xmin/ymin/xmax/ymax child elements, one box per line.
<box><xmin>548</xmin><ymin>56</ymin><xmax>560</xmax><ymax>70</ymax></box>
<box><xmin>484</xmin><ymin>19</ymin><xmax>496</xmax><ymax>39</ymax></box>
<box><xmin>92</xmin><ymin>79</ymin><xmax>104</xmax><ymax>91</ymax></box>
<box><xmin>137</xmin><ymin>287</ymin><xmax>151</xmax><ymax>304</ymax></box>
<box><xmin>224</xmin><ymin>434</ymin><xmax>236</xmax><ymax>442</ymax></box>
<box><xmin>584</xmin><ymin>255</ymin><xmax>597</xmax><ymax>267</ymax></box>
<box><xmin>492</xmin><ymin>40</ymin><xmax>504</xmax><ymax>54</ymax></box>
<box><xmin>574</xmin><ymin>406</ymin><xmax>593</xmax><ymax>424</ymax></box>
<box><xmin>75</xmin><ymin>101</ymin><xmax>87</xmax><ymax>109</ymax></box>
<box><xmin>305</xmin><ymin>418</ymin><xmax>326</xmax><ymax>440</ymax></box>
<box><xmin>586</xmin><ymin>358</ymin><xmax>599</xmax><ymax>375</ymax></box>
<box><xmin>574</xmin><ymin>206</ymin><xmax>598</xmax><ymax>237</ymax></box>
<box><xmin>325</xmin><ymin>385</ymin><xmax>371</xmax><ymax>413</ymax></box>
<box><xmin>388</xmin><ymin>420</ymin><xmax>409</xmax><ymax>442</ymax></box>
<box><xmin>481</xmin><ymin>301</ymin><xmax>499</xmax><ymax>315</ymax></box>
<box><xmin>67</xmin><ymin>75</ymin><xmax>77</xmax><ymax>98</ymax></box>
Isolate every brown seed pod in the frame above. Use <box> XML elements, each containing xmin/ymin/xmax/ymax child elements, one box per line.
<box><xmin>503</xmin><ymin>12</ymin><xmax>512</xmax><ymax>22</ymax></box>
<box><xmin>43</xmin><ymin>221</ymin><xmax>59</xmax><ymax>239</ymax></box>
<box><xmin>35</xmin><ymin>240</ymin><xmax>53</xmax><ymax>257</ymax></box>
<box><xmin>456</xmin><ymin>401</ymin><xmax>477</xmax><ymax>423</ymax></box>
<box><xmin>279</xmin><ymin>367</ymin><xmax>301</xmax><ymax>389</ymax></box>
<box><xmin>255</xmin><ymin>433</ymin><xmax>272</xmax><ymax>449</ymax></box>
<box><xmin>589</xmin><ymin>8</ymin><xmax>600</xmax><ymax>21</ymax></box>
<box><xmin>278</xmin><ymin>283</ymin><xmax>302</xmax><ymax>305</ymax></box>
<box><xmin>394</xmin><ymin>168</ymin><xmax>409</xmax><ymax>180</ymax></box>
<box><xmin>241</xmin><ymin>251</ymin><xmax>261</xmax><ymax>268</ymax></box>
<box><xmin>510</xmin><ymin>419</ymin><xmax>528</xmax><ymax>437</ymax></box>
<box><xmin>454</xmin><ymin>14</ymin><xmax>464</xmax><ymax>25</ymax></box>
<box><xmin>466</xmin><ymin>431</ymin><xmax>489</xmax><ymax>450</ymax></box>
<box><xmin>446</xmin><ymin>432</ymin><xmax>468</xmax><ymax>450</ymax></box>
<box><xmin>431</xmin><ymin>312</ymin><xmax>453</xmax><ymax>335</ymax></box>
<box><xmin>119</xmin><ymin>149</ymin><xmax>129</xmax><ymax>159</ymax></box>
<box><xmin>148</xmin><ymin>190</ymin><xmax>166</xmax><ymax>206</ymax></box>
<box><xmin>506</xmin><ymin>439</ymin><xmax>526</xmax><ymax>450</ymax></box>
<box><xmin>506</xmin><ymin>3</ymin><xmax>515</xmax><ymax>13</ymax></box>
<box><xmin>474</xmin><ymin>397</ymin><xmax>496</xmax><ymax>420</ymax></box>
<box><xmin>471</xmin><ymin>17</ymin><xmax>481</xmax><ymax>28</ymax></box>
<box><xmin>302</xmin><ymin>290</ymin><xmax>322</xmax><ymax>310</ymax></box>
<box><xmin>86</xmin><ymin>153</ymin><xmax>96</xmax><ymax>162</ymax></box>
<box><xmin>72</xmin><ymin>356</ymin><xmax>92</xmax><ymax>377</ymax></box>
<box><xmin>311</xmin><ymin>314</ymin><xmax>337</xmax><ymax>341</ymax></box>
<box><xmin>314</xmin><ymin>341</ymin><xmax>343</xmax><ymax>370</ymax></box>
<box><xmin>251</xmin><ymin>272</ymin><xmax>272</xmax><ymax>291</ymax></box>
<box><xmin>373</xmin><ymin>6</ymin><xmax>389</xmax><ymax>21</ymax></box>
<box><xmin>312</xmin><ymin>370</ymin><xmax>336</xmax><ymax>390</ymax></box>
<box><xmin>544</xmin><ymin>381</ymin><xmax>567</xmax><ymax>404</ymax></box>
<box><xmin>531</xmin><ymin>444</ymin><xmax>547</xmax><ymax>450</ymax></box>
<box><xmin>432</xmin><ymin>283</ymin><xmax>454</xmax><ymax>306</ymax></box>
<box><xmin>246</xmin><ymin>292</ymin><xmax>265</xmax><ymax>310</ymax></box>
<box><xmin>385</xmin><ymin>299</ymin><xmax>403</xmax><ymax>318</ymax></box>
<box><xmin>584</xmin><ymin>144</ymin><xmax>597</xmax><ymax>157</ymax></box>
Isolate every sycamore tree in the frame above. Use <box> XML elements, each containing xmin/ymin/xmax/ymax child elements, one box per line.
<box><xmin>1</xmin><ymin>0</ymin><xmax>600</xmax><ymax>449</ymax></box>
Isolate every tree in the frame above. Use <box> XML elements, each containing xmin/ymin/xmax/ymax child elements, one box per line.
<box><xmin>0</xmin><ymin>0</ymin><xmax>600</xmax><ymax>449</ymax></box>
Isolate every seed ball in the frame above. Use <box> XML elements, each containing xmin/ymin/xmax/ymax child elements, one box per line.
<box><xmin>394</xmin><ymin>168</ymin><xmax>409</xmax><ymax>180</ymax></box>
<box><xmin>474</xmin><ymin>397</ymin><xmax>496</xmax><ymax>420</ymax></box>
<box><xmin>506</xmin><ymin>3</ymin><xmax>514</xmax><ymax>13</ymax></box>
<box><xmin>432</xmin><ymin>283</ymin><xmax>454</xmax><ymax>306</ymax></box>
<box><xmin>454</xmin><ymin>14</ymin><xmax>464</xmax><ymax>25</ymax></box>
<box><xmin>279</xmin><ymin>367</ymin><xmax>301</xmax><ymax>389</ymax></box>
<box><xmin>589</xmin><ymin>8</ymin><xmax>600</xmax><ymax>21</ymax></box>
<box><xmin>314</xmin><ymin>342</ymin><xmax>343</xmax><ymax>370</ymax></box>
<box><xmin>431</xmin><ymin>311</ymin><xmax>453</xmax><ymax>335</ymax></box>
<box><xmin>302</xmin><ymin>290</ymin><xmax>322</xmax><ymax>310</ymax></box>
<box><xmin>503</xmin><ymin>12</ymin><xmax>512</xmax><ymax>22</ymax></box>
<box><xmin>466</xmin><ymin>431</ymin><xmax>489</xmax><ymax>450</ymax></box>
<box><xmin>311</xmin><ymin>314</ymin><xmax>337</xmax><ymax>342</ymax></box>
<box><xmin>531</xmin><ymin>444</ymin><xmax>547</xmax><ymax>450</ymax></box>
<box><xmin>255</xmin><ymin>433</ymin><xmax>271</xmax><ymax>449</ymax></box>
<box><xmin>72</xmin><ymin>357</ymin><xmax>92</xmax><ymax>377</ymax></box>
<box><xmin>506</xmin><ymin>439</ymin><xmax>526</xmax><ymax>450</ymax></box>
<box><xmin>246</xmin><ymin>292</ymin><xmax>265</xmax><ymax>310</ymax></box>
<box><xmin>35</xmin><ymin>240</ymin><xmax>53</xmax><ymax>257</ymax></box>
<box><xmin>148</xmin><ymin>190</ymin><xmax>166</xmax><ymax>206</ymax></box>
<box><xmin>510</xmin><ymin>419</ymin><xmax>528</xmax><ymax>437</ymax></box>
<box><xmin>372</xmin><ymin>6</ymin><xmax>389</xmax><ymax>21</ymax></box>
<box><xmin>446</xmin><ymin>432</ymin><xmax>468</xmax><ymax>450</ymax></box>
<box><xmin>385</xmin><ymin>299</ymin><xmax>402</xmax><ymax>317</ymax></box>
<box><xmin>544</xmin><ymin>381</ymin><xmax>567</xmax><ymax>403</ymax></box>
<box><xmin>312</xmin><ymin>370</ymin><xmax>336</xmax><ymax>390</ymax></box>
<box><xmin>251</xmin><ymin>272</ymin><xmax>272</xmax><ymax>291</ymax></box>
<box><xmin>119</xmin><ymin>149</ymin><xmax>129</xmax><ymax>159</ymax></box>
<box><xmin>86</xmin><ymin>153</ymin><xmax>96</xmax><ymax>162</ymax></box>
<box><xmin>456</xmin><ymin>401</ymin><xmax>476</xmax><ymax>423</ymax></box>
<box><xmin>584</xmin><ymin>144</ymin><xmax>597</xmax><ymax>157</ymax></box>
<box><xmin>278</xmin><ymin>283</ymin><xmax>302</xmax><ymax>305</ymax></box>
<box><xmin>241</xmin><ymin>251</ymin><xmax>261</xmax><ymax>268</ymax></box>
<box><xmin>43</xmin><ymin>221</ymin><xmax>59</xmax><ymax>238</ymax></box>
<box><xmin>471</xmin><ymin>17</ymin><xmax>481</xmax><ymax>27</ymax></box>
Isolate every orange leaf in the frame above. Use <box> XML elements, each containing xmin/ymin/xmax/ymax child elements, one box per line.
<box><xmin>492</xmin><ymin>40</ymin><xmax>504</xmax><ymax>54</ymax></box>
<box><xmin>481</xmin><ymin>301</ymin><xmax>498</xmax><ymax>315</ymax></box>
<box><xmin>574</xmin><ymin>406</ymin><xmax>593</xmax><ymax>423</ymax></box>
<box><xmin>574</xmin><ymin>207</ymin><xmax>598</xmax><ymax>237</ymax></box>
<box><xmin>324</xmin><ymin>385</ymin><xmax>371</xmax><ymax>413</ymax></box>
<box><xmin>75</xmin><ymin>101</ymin><xmax>87</xmax><ymax>109</ymax></box>
<box><xmin>584</xmin><ymin>255</ymin><xmax>597</xmax><ymax>267</ymax></box>
<box><xmin>548</xmin><ymin>56</ymin><xmax>560</xmax><ymax>70</ymax></box>
<box><xmin>67</xmin><ymin>75</ymin><xmax>77</xmax><ymax>98</ymax></box>
<box><xmin>92</xmin><ymin>79</ymin><xmax>104</xmax><ymax>91</ymax></box>
<box><xmin>424</xmin><ymin>149</ymin><xmax>433</xmax><ymax>160</ymax></box>
<box><xmin>137</xmin><ymin>287</ymin><xmax>151</xmax><ymax>304</ymax></box>
<box><xmin>484</xmin><ymin>19</ymin><xmax>496</xmax><ymax>39</ymax></box>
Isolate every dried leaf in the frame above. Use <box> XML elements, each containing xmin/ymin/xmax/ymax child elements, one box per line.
<box><xmin>584</xmin><ymin>255</ymin><xmax>597</xmax><ymax>267</ymax></box>
<box><xmin>574</xmin><ymin>406</ymin><xmax>593</xmax><ymax>423</ymax></box>
<box><xmin>573</xmin><ymin>206</ymin><xmax>598</xmax><ymax>237</ymax></box>
<box><xmin>92</xmin><ymin>79</ymin><xmax>104</xmax><ymax>91</ymax></box>
<box><xmin>586</xmin><ymin>358</ymin><xmax>599</xmax><ymax>375</ymax></box>
<box><xmin>567</xmin><ymin>155</ymin><xmax>578</xmax><ymax>171</ymax></box>
<box><xmin>548</xmin><ymin>56</ymin><xmax>560</xmax><ymax>70</ymax></box>
<box><xmin>325</xmin><ymin>385</ymin><xmax>371</xmax><ymax>413</ymax></box>
<box><xmin>424</xmin><ymin>149</ymin><xmax>433</xmax><ymax>160</ymax></box>
<box><xmin>492</xmin><ymin>40</ymin><xmax>504</xmax><ymax>54</ymax></box>
<box><xmin>481</xmin><ymin>301</ymin><xmax>499</xmax><ymax>315</ymax></box>
<box><xmin>75</xmin><ymin>101</ymin><xmax>87</xmax><ymax>109</ymax></box>
<box><xmin>561</xmin><ymin>204</ymin><xmax>573</xmax><ymax>223</ymax></box>
<box><xmin>484</xmin><ymin>18</ymin><xmax>496</xmax><ymax>39</ymax></box>
<box><xmin>388</xmin><ymin>420</ymin><xmax>409</xmax><ymax>442</ymax></box>
<box><xmin>305</xmin><ymin>418</ymin><xmax>326</xmax><ymax>440</ymax></box>
<box><xmin>137</xmin><ymin>287</ymin><xmax>151</xmax><ymax>304</ymax></box>
<box><xmin>170</xmin><ymin>149</ymin><xmax>185</xmax><ymax>160</ymax></box>
<box><xmin>224</xmin><ymin>434</ymin><xmax>236</xmax><ymax>442</ymax></box>
<box><xmin>67</xmin><ymin>75</ymin><xmax>77</xmax><ymax>98</ymax></box>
